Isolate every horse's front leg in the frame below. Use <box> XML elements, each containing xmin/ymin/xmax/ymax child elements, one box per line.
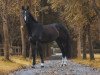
<box><xmin>37</xmin><ymin>42</ymin><xmax>44</xmax><ymax>68</ymax></box>
<box><xmin>32</xmin><ymin>45</ymin><xmax>36</xmax><ymax>68</ymax></box>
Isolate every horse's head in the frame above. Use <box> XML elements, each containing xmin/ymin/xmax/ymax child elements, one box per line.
<box><xmin>22</xmin><ymin>6</ymin><xmax>38</xmax><ymax>24</ymax></box>
<box><xmin>22</xmin><ymin>6</ymin><xmax>30</xmax><ymax>23</ymax></box>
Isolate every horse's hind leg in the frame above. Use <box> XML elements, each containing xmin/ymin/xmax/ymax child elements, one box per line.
<box><xmin>56</xmin><ymin>39</ymin><xmax>67</xmax><ymax>66</ymax></box>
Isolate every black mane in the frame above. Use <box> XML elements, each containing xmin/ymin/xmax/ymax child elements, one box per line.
<box><xmin>28</xmin><ymin>12</ymin><xmax>38</xmax><ymax>23</ymax></box>
<box><xmin>25</xmin><ymin>11</ymin><xmax>40</xmax><ymax>36</ymax></box>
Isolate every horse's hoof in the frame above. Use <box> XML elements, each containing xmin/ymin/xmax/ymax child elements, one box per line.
<box><xmin>64</xmin><ymin>64</ymin><xmax>67</xmax><ymax>66</ymax></box>
<box><xmin>60</xmin><ymin>64</ymin><xmax>64</xmax><ymax>67</ymax></box>
<box><xmin>41</xmin><ymin>63</ymin><xmax>44</xmax><ymax>68</ymax></box>
<box><xmin>61</xmin><ymin>64</ymin><xmax>67</xmax><ymax>67</ymax></box>
<box><xmin>41</xmin><ymin>66</ymin><xmax>44</xmax><ymax>68</ymax></box>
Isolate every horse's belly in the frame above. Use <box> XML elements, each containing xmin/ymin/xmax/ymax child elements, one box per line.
<box><xmin>40</xmin><ymin>28</ymin><xmax>59</xmax><ymax>42</ymax></box>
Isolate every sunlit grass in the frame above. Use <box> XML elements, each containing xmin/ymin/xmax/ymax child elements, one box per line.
<box><xmin>73</xmin><ymin>54</ymin><xmax>100</xmax><ymax>68</ymax></box>
<box><xmin>0</xmin><ymin>56</ymin><xmax>40</xmax><ymax>75</ymax></box>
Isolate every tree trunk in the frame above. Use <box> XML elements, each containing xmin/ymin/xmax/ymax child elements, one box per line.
<box><xmin>82</xmin><ymin>26</ymin><xmax>87</xmax><ymax>59</ymax></box>
<box><xmin>2</xmin><ymin>0</ymin><xmax>10</xmax><ymax>60</ymax></box>
<box><xmin>77</xmin><ymin>28</ymin><xmax>81</xmax><ymax>58</ymax></box>
<box><xmin>34</xmin><ymin>0</ymin><xmax>38</xmax><ymax>20</ymax></box>
<box><xmin>29</xmin><ymin>44</ymin><xmax>32</xmax><ymax>59</ymax></box>
<box><xmin>20</xmin><ymin>26</ymin><xmax>26</xmax><ymax>58</ymax></box>
<box><xmin>87</xmin><ymin>25</ymin><xmax>95</xmax><ymax>60</ymax></box>
<box><xmin>81</xmin><ymin>0</ymin><xmax>95</xmax><ymax>60</ymax></box>
<box><xmin>18</xmin><ymin>0</ymin><xmax>26</xmax><ymax>58</ymax></box>
<box><xmin>98</xmin><ymin>19</ymin><xmax>100</xmax><ymax>40</ymax></box>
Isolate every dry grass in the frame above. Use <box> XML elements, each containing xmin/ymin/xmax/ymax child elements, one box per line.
<box><xmin>0</xmin><ymin>56</ymin><xmax>40</xmax><ymax>75</ymax></box>
<box><xmin>73</xmin><ymin>54</ymin><xmax>100</xmax><ymax>68</ymax></box>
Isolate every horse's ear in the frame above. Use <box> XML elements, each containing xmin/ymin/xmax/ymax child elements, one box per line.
<box><xmin>22</xmin><ymin>6</ymin><xmax>24</xmax><ymax>10</ymax></box>
<box><xmin>26</xmin><ymin>6</ymin><xmax>29</xmax><ymax>10</ymax></box>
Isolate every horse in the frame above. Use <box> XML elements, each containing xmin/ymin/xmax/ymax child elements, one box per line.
<box><xmin>21</xmin><ymin>6</ymin><xmax>71</xmax><ymax>68</ymax></box>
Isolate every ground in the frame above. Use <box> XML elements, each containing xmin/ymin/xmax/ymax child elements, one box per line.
<box><xmin>73</xmin><ymin>54</ymin><xmax>100</xmax><ymax>68</ymax></box>
<box><xmin>9</xmin><ymin>54</ymin><xmax>100</xmax><ymax>75</ymax></box>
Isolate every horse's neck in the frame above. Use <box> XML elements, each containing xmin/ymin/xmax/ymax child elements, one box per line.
<box><xmin>26</xmin><ymin>21</ymin><xmax>42</xmax><ymax>36</ymax></box>
<box><xmin>26</xmin><ymin>13</ymin><xmax>43</xmax><ymax>36</ymax></box>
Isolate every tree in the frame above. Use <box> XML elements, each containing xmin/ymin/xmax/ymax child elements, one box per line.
<box><xmin>91</xmin><ymin>0</ymin><xmax>100</xmax><ymax>18</ymax></box>
<box><xmin>82</xmin><ymin>25</ymin><xmax>87</xmax><ymax>59</ymax></box>
<box><xmin>17</xmin><ymin>0</ymin><xmax>26</xmax><ymax>58</ymax></box>
<box><xmin>87</xmin><ymin>24</ymin><xmax>94</xmax><ymax>60</ymax></box>
<box><xmin>81</xmin><ymin>0</ymin><xmax>95</xmax><ymax>60</ymax></box>
<box><xmin>2</xmin><ymin>0</ymin><xmax>10</xmax><ymax>60</ymax></box>
<box><xmin>91</xmin><ymin>0</ymin><xmax>100</xmax><ymax>40</ymax></box>
<box><xmin>77</xmin><ymin>27</ymin><xmax>82</xmax><ymax>58</ymax></box>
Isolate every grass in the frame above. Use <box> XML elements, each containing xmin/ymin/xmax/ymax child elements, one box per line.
<box><xmin>0</xmin><ymin>56</ymin><xmax>40</xmax><ymax>75</ymax></box>
<box><xmin>73</xmin><ymin>54</ymin><xmax>100</xmax><ymax>68</ymax></box>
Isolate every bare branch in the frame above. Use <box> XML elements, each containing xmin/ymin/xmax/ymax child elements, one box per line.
<box><xmin>92</xmin><ymin>0</ymin><xmax>100</xmax><ymax>18</ymax></box>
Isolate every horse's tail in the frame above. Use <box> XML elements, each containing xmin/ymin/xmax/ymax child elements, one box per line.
<box><xmin>56</xmin><ymin>23</ymin><xmax>72</xmax><ymax>58</ymax></box>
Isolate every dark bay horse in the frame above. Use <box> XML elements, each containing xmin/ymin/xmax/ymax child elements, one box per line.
<box><xmin>22</xmin><ymin>6</ymin><xmax>71</xmax><ymax>68</ymax></box>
